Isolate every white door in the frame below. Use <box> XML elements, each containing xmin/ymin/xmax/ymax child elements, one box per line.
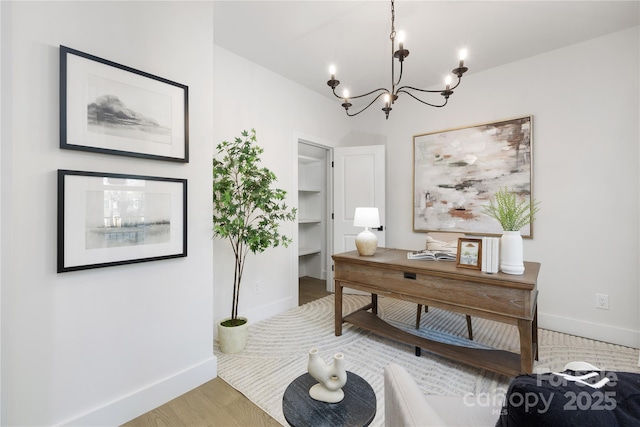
<box><xmin>332</xmin><ymin>145</ymin><xmax>386</xmax><ymax>291</ymax></box>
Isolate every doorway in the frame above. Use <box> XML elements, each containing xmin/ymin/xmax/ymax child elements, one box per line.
<box><xmin>297</xmin><ymin>140</ymin><xmax>332</xmax><ymax>302</ymax></box>
<box><xmin>294</xmin><ymin>140</ymin><xmax>387</xmax><ymax>303</ymax></box>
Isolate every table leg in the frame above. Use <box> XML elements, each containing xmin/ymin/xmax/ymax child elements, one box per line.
<box><xmin>533</xmin><ymin>306</ymin><xmax>539</xmax><ymax>361</ymax></box>
<box><xmin>335</xmin><ymin>280</ymin><xmax>343</xmax><ymax>336</ymax></box>
<box><xmin>517</xmin><ymin>318</ymin><xmax>534</xmax><ymax>374</ymax></box>
<box><xmin>371</xmin><ymin>294</ymin><xmax>378</xmax><ymax>315</ymax></box>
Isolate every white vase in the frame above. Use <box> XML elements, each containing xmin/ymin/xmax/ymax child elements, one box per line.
<box><xmin>500</xmin><ymin>230</ymin><xmax>525</xmax><ymax>275</ymax></box>
<box><xmin>218</xmin><ymin>317</ymin><xmax>249</xmax><ymax>354</ymax></box>
<box><xmin>307</xmin><ymin>348</ymin><xmax>347</xmax><ymax>403</ymax></box>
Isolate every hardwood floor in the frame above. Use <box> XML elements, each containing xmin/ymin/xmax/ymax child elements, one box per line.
<box><xmin>299</xmin><ymin>276</ymin><xmax>331</xmax><ymax>305</ymax></box>
<box><xmin>122</xmin><ymin>277</ymin><xmax>329</xmax><ymax>427</ymax></box>
<box><xmin>122</xmin><ymin>376</ymin><xmax>282</xmax><ymax>427</ymax></box>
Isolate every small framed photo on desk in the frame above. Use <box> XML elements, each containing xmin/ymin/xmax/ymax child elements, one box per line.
<box><xmin>456</xmin><ymin>238</ymin><xmax>482</xmax><ymax>270</ymax></box>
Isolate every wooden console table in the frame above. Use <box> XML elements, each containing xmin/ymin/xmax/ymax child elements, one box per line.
<box><xmin>332</xmin><ymin>248</ymin><xmax>540</xmax><ymax>377</ymax></box>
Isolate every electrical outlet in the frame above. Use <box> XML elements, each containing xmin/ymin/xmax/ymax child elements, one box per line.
<box><xmin>254</xmin><ymin>281</ymin><xmax>261</xmax><ymax>294</ymax></box>
<box><xmin>595</xmin><ymin>293</ymin><xmax>609</xmax><ymax>310</ymax></box>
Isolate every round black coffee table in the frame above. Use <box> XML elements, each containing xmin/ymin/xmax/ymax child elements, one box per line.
<box><xmin>282</xmin><ymin>371</ymin><xmax>376</xmax><ymax>427</ymax></box>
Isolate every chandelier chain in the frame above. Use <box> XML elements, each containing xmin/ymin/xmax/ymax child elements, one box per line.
<box><xmin>390</xmin><ymin>0</ymin><xmax>396</xmax><ymax>41</ymax></box>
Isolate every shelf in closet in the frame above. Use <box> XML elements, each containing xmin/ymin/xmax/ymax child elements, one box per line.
<box><xmin>298</xmin><ymin>150</ymin><xmax>324</xmax><ymax>280</ymax></box>
<box><xmin>299</xmin><ymin>247</ymin><xmax>322</xmax><ymax>256</ymax></box>
<box><xmin>298</xmin><ymin>155</ymin><xmax>320</xmax><ymax>164</ymax></box>
<box><xmin>299</xmin><ymin>218</ymin><xmax>321</xmax><ymax>224</ymax></box>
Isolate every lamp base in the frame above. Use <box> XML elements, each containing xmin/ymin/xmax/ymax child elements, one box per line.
<box><xmin>355</xmin><ymin>229</ymin><xmax>378</xmax><ymax>256</ymax></box>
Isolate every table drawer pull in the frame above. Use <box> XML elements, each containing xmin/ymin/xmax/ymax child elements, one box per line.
<box><xmin>403</xmin><ymin>272</ymin><xmax>416</xmax><ymax>280</ymax></box>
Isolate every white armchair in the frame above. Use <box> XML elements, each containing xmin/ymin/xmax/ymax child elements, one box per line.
<box><xmin>384</xmin><ymin>364</ymin><xmax>501</xmax><ymax>426</ymax></box>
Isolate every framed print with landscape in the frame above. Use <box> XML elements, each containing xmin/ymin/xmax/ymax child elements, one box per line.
<box><xmin>57</xmin><ymin>170</ymin><xmax>187</xmax><ymax>273</ymax></box>
<box><xmin>413</xmin><ymin>115</ymin><xmax>533</xmax><ymax>237</ymax></box>
<box><xmin>60</xmin><ymin>45</ymin><xmax>189</xmax><ymax>162</ymax></box>
<box><xmin>456</xmin><ymin>238</ymin><xmax>482</xmax><ymax>270</ymax></box>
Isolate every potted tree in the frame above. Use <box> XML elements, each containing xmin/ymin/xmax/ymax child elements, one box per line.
<box><xmin>482</xmin><ymin>187</ymin><xmax>540</xmax><ymax>275</ymax></box>
<box><xmin>213</xmin><ymin>129</ymin><xmax>296</xmax><ymax>354</ymax></box>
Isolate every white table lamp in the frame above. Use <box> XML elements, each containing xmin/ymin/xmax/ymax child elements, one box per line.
<box><xmin>353</xmin><ymin>207</ymin><xmax>380</xmax><ymax>256</ymax></box>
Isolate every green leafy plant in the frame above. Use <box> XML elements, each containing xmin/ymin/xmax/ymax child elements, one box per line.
<box><xmin>482</xmin><ymin>187</ymin><xmax>540</xmax><ymax>231</ymax></box>
<box><xmin>213</xmin><ymin>129</ymin><xmax>297</xmax><ymax>327</ymax></box>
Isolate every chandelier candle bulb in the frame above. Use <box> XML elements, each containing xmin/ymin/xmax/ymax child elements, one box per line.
<box><xmin>382</xmin><ymin>93</ymin><xmax>392</xmax><ymax>119</ymax></box>
<box><xmin>459</xmin><ymin>49</ymin><xmax>468</xmax><ymax>68</ymax></box>
<box><xmin>329</xmin><ymin>64</ymin><xmax>336</xmax><ymax>80</ymax></box>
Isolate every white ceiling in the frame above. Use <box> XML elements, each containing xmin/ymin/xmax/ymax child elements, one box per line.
<box><xmin>213</xmin><ymin>0</ymin><xmax>639</xmax><ymax>103</ymax></box>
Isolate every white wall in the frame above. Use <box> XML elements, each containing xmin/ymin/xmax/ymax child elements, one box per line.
<box><xmin>212</xmin><ymin>46</ymin><xmax>351</xmax><ymax>328</ymax></box>
<box><xmin>1</xmin><ymin>2</ymin><xmax>216</xmax><ymax>425</ymax></box>
<box><xmin>348</xmin><ymin>27</ymin><xmax>640</xmax><ymax>348</ymax></box>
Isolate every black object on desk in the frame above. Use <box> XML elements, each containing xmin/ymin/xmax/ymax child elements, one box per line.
<box><xmin>282</xmin><ymin>371</ymin><xmax>376</xmax><ymax>427</ymax></box>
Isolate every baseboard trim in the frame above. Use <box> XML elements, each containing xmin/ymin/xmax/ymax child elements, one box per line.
<box><xmin>214</xmin><ymin>297</ymin><xmax>296</xmax><ymax>341</ymax></box>
<box><xmin>539</xmin><ymin>312</ymin><xmax>639</xmax><ymax>348</ymax></box>
<box><xmin>243</xmin><ymin>296</ymin><xmax>296</xmax><ymax>325</ymax></box>
<box><xmin>57</xmin><ymin>356</ymin><xmax>217</xmax><ymax>427</ymax></box>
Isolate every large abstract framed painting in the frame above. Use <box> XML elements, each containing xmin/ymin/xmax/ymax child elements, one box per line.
<box><xmin>413</xmin><ymin>115</ymin><xmax>534</xmax><ymax>237</ymax></box>
<box><xmin>60</xmin><ymin>45</ymin><xmax>189</xmax><ymax>162</ymax></box>
<box><xmin>58</xmin><ymin>170</ymin><xmax>187</xmax><ymax>273</ymax></box>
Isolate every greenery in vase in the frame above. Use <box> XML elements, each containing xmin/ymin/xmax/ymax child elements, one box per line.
<box><xmin>482</xmin><ymin>187</ymin><xmax>540</xmax><ymax>232</ymax></box>
<box><xmin>213</xmin><ymin>129</ymin><xmax>296</xmax><ymax>327</ymax></box>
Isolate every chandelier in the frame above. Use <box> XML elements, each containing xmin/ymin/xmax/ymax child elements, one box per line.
<box><xmin>326</xmin><ymin>0</ymin><xmax>469</xmax><ymax>120</ymax></box>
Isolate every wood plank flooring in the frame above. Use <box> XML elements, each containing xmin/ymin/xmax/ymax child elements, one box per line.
<box><xmin>122</xmin><ymin>376</ymin><xmax>281</xmax><ymax>427</ymax></box>
<box><xmin>122</xmin><ymin>277</ymin><xmax>330</xmax><ymax>427</ymax></box>
<box><xmin>299</xmin><ymin>276</ymin><xmax>331</xmax><ymax>305</ymax></box>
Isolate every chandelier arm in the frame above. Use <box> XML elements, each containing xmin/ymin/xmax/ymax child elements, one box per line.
<box><xmin>396</xmin><ymin>76</ymin><xmax>462</xmax><ymax>94</ymax></box>
<box><xmin>331</xmin><ymin>87</ymin><xmax>345</xmax><ymax>100</ymax></box>
<box><xmin>345</xmin><ymin>92</ymin><xmax>388</xmax><ymax>116</ymax></box>
<box><xmin>450</xmin><ymin>77</ymin><xmax>463</xmax><ymax>90</ymax></box>
<box><xmin>393</xmin><ymin>60</ymin><xmax>404</xmax><ymax>88</ymax></box>
<box><xmin>396</xmin><ymin>89</ymin><xmax>449</xmax><ymax>107</ymax></box>
<box><xmin>396</xmin><ymin>85</ymin><xmax>447</xmax><ymax>94</ymax></box>
<box><xmin>335</xmin><ymin>87</ymin><xmax>389</xmax><ymax>100</ymax></box>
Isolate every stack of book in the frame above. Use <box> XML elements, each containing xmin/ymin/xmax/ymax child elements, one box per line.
<box><xmin>481</xmin><ymin>237</ymin><xmax>500</xmax><ymax>273</ymax></box>
<box><xmin>407</xmin><ymin>249</ymin><xmax>456</xmax><ymax>261</ymax></box>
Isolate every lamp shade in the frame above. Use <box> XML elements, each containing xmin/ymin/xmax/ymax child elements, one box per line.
<box><xmin>353</xmin><ymin>207</ymin><xmax>380</xmax><ymax>228</ymax></box>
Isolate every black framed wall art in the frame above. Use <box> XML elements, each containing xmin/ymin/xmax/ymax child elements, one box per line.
<box><xmin>413</xmin><ymin>115</ymin><xmax>534</xmax><ymax>237</ymax></box>
<box><xmin>60</xmin><ymin>45</ymin><xmax>189</xmax><ymax>162</ymax></box>
<box><xmin>57</xmin><ymin>170</ymin><xmax>187</xmax><ymax>273</ymax></box>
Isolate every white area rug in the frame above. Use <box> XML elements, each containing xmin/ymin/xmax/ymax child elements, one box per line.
<box><xmin>214</xmin><ymin>295</ymin><xmax>640</xmax><ymax>426</ymax></box>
